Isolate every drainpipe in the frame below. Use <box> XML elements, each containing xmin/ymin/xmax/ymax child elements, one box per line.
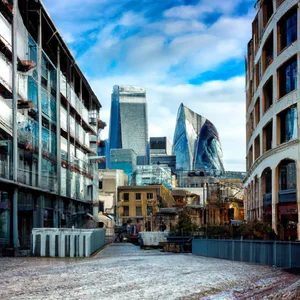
<box><xmin>12</xmin><ymin>0</ymin><xmax>18</xmax><ymax>249</ymax></box>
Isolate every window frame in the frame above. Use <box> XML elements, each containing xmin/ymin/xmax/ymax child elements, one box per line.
<box><xmin>278</xmin><ymin>7</ymin><xmax>297</xmax><ymax>54</ymax></box>
<box><xmin>277</xmin><ymin>55</ymin><xmax>297</xmax><ymax>99</ymax></box>
<box><xmin>136</xmin><ymin>206</ymin><xmax>142</xmax><ymax>216</ymax></box>
<box><xmin>146</xmin><ymin>192</ymin><xmax>153</xmax><ymax>200</ymax></box>
<box><xmin>123</xmin><ymin>193</ymin><xmax>129</xmax><ymax>202</ymax></box>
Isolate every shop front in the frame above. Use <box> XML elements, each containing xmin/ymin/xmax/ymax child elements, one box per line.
<box><xmin>278</xmin><ymin>204</ymin><xmax>298</xmax><ymax>240</ymax></box>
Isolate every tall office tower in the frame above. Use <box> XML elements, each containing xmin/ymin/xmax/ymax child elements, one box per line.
<box><xmin>150</xmin><ymin>137</ymin><xmax>176</xmax><ymax>172</ymax></box>
<box><xmin>244</xmin><ymin>0</ymin><xmax>300</xmax><ymax>240</ymax></box>
<box><xmin>110</xmin><ymin>149</ymin><xmax>137</xmax><ymax>184</ymax></box>
<box><xmin>109</xmin><ymin>85</ymin><xmax>148</xmax><ymax>165</ymax></box>
<box><xmin>150</xmin><ymin>137</ymin><xmax>172</xmax><ymax>155</ymax></box>
<box><xmin>173</xmin><ymin>104</ymin><xmax>225</xmax><ymax>173</ymax></box>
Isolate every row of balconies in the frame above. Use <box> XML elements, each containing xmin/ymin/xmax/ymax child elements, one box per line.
<box><xmin>60</xmin><ymin>72</ymin><xmax>98</xmax><ymax>133</ymax></box>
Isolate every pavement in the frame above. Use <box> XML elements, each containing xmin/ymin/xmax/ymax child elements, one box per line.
<box><xmin>1</xmin><ymin>243</ymin><xmax>300</xmax><ymax>299</ymax></box>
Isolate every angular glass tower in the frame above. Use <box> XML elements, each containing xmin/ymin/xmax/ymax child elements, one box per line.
<box><xmin>173</xmin><ymin>104</ymin><xmax>225</xmax><ymax>173</ymax></box>
<box><xmin>109</xmin><ymin>85</ymin><xmax>148</xmax><ymax>165</ymax></box>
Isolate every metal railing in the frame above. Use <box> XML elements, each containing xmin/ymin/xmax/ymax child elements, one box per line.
<box><xmin>192</xmin><ymin>238</ymin><xmax>300</xmax><ymax>268</ymax></box>
<box><xmin>0</xmin><ymin>160</ymin><xmax>11</xmax><ymax>180</ymax></box>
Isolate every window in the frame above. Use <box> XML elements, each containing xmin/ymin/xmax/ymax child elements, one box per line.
<box><xmin>278</xmin><ymin>56</ymin><xmax>297</xmax><ymax>98</ymax></box>
<box><xmin>147</xmin><ymin>193</ymin><xmax>153</xmax><ymax>200</ymax></box>
<box><xmin>254</xmin><ymin>135</ymin><xmax>260</xmax><ymax>160</ymax></box>
<box><xmin>278</xmin><ymin>106</ymin><xmax>298</xmax><ymax>144</ymax></box>
<box><xmin>252</xmin><ymin>17</ymin><xmax>259</xmax><ymax>53</ymax></box>
<box><xmin>123</xmin><ymin>206</ymin><xmax>129</xmax><ymax>216</ymax></box>
<box><xmin>279</xmin><ymin>161</ymin><xmax>296</xmax><ymax>190</ymax></box>
<box><xmin>136</xmin><ymin>206</ymin><xmax>142</xmax><ymax>216</ymax></box>
<box><xmin>98</xmin><ymin>181</ymin><xmax>103</xmax><ymax>190</ymax></box>
<box><xmin>262</xmin><ymin>32</ymin><xmax>273</xmax><ymax>72</ymax></box>
<box><xmin>263</xmin><ymin>77</ymin><xmax>273</xmax><ymax>113</ymax></box>
<box><xmin>255</xmin><ymin>60</ymin><xmax>261</xmax><ymax>89</ymax></box>
<box><xmin>99</xmin><ymin>201</ymin><xmax>104</xmax><ymax>213</ymax></box>
<box><xmin>263</xmin><ymin>169</ymin><xmax>272</xmax><ymax>194</ymax></box>
<box><xmin>248</xmin><ymin>145</ymin><xmax>253</xmax><ymax>168</ymax></box>
<box><xmin>123</xmin><ymin>193</ymin><xmax>129</xmax><ymax>202</ymax></box>
<box><xmin>255</xmin><ymin>98</ymin><xmax>260</xmax><ymax>126</ymax></box>
<box><xmin>263</xmin><ymin>120</ymin><xmax>273</xmax><ymax>153</ymax></box>
<box><xmin>263</xmin><ymin>0</ymin><xmax>273</xmax><ymax>27</ymax></box>
<box><xmin>135</xmin><ymin>193</ymin><xmax>141</xmax><ymax>201</ymax></box>
<box><xmin>278</xmin><ymin>8</ymin><xmax>297</xmax><ymax>53</ymax></box>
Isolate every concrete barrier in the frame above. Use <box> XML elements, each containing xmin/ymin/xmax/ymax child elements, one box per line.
<box><xmin>31</xmin><ymin>228</ymin><xmax>106</xmax><ymax>257</ymax></box>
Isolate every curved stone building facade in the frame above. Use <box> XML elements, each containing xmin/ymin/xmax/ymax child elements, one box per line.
<box><xmin>172</xmin><ymin>104</ymin><xmax>225</xmax><ymax>173</ymax></box>
<box><xmin>244</xmin><ymin>0</ymin><xmax>300</xmax><ymax>240</ymax></box>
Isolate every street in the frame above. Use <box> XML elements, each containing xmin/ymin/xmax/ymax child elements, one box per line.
<box><xmin>1</xmin><ymin>243</ymin><xmax>300</xmax><ymax>299</ymax></box>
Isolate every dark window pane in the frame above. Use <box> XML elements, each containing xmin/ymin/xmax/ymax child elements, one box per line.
<box><xmin>124</xmin><ymin>193</ymin><xmax>129</xmax><ymax>201</ymax></box>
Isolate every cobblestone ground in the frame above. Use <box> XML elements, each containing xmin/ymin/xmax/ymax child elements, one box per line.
<box><xmin>1</xmin><ymin>243</ymin><xmax>300</xmax><ymax>299</ymax></box>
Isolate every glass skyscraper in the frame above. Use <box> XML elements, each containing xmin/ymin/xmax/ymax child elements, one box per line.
<box><xmin>173</xmin><ymin>104</ymin><xmax>225</xmax><ymax>173</ymax></box>
<box><xmin>109</xmin><ymin>85</ymin><xmax>148</xmax><ymax>165</ymax></box>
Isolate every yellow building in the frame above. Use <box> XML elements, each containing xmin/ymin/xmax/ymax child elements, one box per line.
<box><xmin>117</xmin><ymin>185</ymin><xmax>175</xmax><ymax>230</ymax></box>
<box><xmin>206</xmin><ymin>179</ymin><xmax>244</xmax><ymax>225</ymax></box>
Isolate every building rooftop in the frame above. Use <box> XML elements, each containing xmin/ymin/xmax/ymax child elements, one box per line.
<box><xmin>118</xmin><ymin>185</ymin><xmax>164</xmax><ymax>190</ymax></box>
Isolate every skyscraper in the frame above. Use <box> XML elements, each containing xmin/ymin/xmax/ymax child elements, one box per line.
<box><xmin>173</xmin><ymin>104</ymin><xmax>225</xmax><ymax>173</ymax></box>
<box><xmin>109</xmin><ymin>85</ymin><xmax>148</xmax><ymax>165</ymax></box>
<box><xmin>149</xmin><ymin>137</ymin><xmax>176</xmax><ymax>172</ymax></box>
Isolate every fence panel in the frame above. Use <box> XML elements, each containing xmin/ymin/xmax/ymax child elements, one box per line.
<box><xmin>192</xmin><ymin>238</ymin><xmax>300</xmax><ymax>268</ymax></box>
<box><xmin>291</xmin><ymin>243</ymin><xmax>300</xmax><ymax>267</ymax></box>
<box><xmin>241</xmin><ymin>241</ymin><xmax>251</xmax><ymax>262</ymax></box>
<box><xmin>218</xmin><ymin>240</ymin><xmax>232</xmax><ymax>260</ymax></box>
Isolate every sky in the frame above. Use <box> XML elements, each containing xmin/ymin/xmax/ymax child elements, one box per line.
<box><xmin>43</xmin><ymin>0</ymin><xmax>256</xmax><ymax>172</ymax></box>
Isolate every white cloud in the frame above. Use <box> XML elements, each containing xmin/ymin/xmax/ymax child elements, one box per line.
<box><xmin>164</xmin><ymin>0</ymin><xmax>245</xmax><ymax>19</ymax></box>
<box><xmin>118</xmin><ymin>11</ymin><xmax>146</xmax><ymax>27</ymax></box>
<box><xmin>91</xmin><ymin>75</ymin><xmax>246</xmax><ymax>171</ymax></box>
<box><xmin>42</xmin><ymin>0</ymin><xmax>256</xmax><ymax>172</ymax></box>
<box><xmin>152</xmin><ymin>19</ymin><xmax>206</xmax><ymax>35</ymax></box>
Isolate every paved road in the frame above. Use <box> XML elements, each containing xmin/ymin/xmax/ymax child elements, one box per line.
<box><xmin>1</xmin><ymin>243</ymin><xmax>300</xmax><ymax>299</ymax></box>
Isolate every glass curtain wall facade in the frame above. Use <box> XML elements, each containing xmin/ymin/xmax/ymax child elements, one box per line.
<box><xmin>173</xmin><ymin>104</ymin><xmax>225</xmax><ymax>173</ymax></box>
<box><xmin>0</xmin><ymin>0</ymin><xmax>101</xmax><ymax>249</ymax></box>
<box><xmin>109</xmin><ymin>85</ymin><xmax>148</xmax><ymax>165</ymax></box>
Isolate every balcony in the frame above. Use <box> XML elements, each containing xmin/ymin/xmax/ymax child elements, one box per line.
<box><xmin>278</xmin><ymin>189</ymin><xmax>296</xmax><ymax>203</ymax></box>
<box><xmin>0</xmin><ymin>159</ymin><xmax>11</xmax><ymax>180</ymax></box>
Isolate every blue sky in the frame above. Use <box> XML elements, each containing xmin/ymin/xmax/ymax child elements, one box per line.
<box><xmin>43</xmin><ymin>0</ymin><xmax>256</xmax><ymax>171</ymax></box>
